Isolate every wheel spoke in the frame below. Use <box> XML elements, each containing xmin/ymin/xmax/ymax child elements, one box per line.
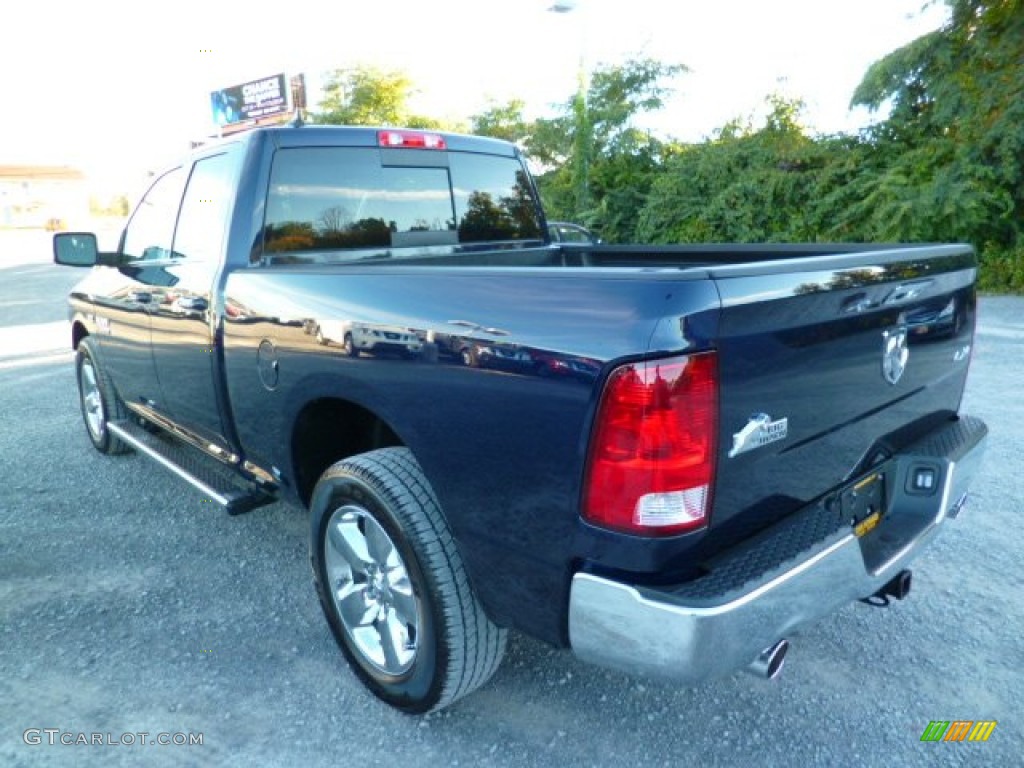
<box><xmin>82</xmin><ymin>362</ymin><xmax>97</xmax><ymax>391</ymax></box>
<box><xmin>388</xmin><ymin>575</ymin><xmax>418</xmax><ymax>626</ymax></box>
<box><xmin>363</xmin><ymin>516</ymin><xmax>394</xmax><ymax>566</ymax></box>
<box><xmin>376</xmin><ymin>612</ymin><xmax>405</xmax><ymax>671</ymax></box>
<box><xmin>333</xmin><ymin>577</ymin><xmax>361</xmax><ymax>604</ymax></box>
<box><xmin>336</xmin><ymin>583</ymin><xmax>374</xmax><ymax>628</ymax></box>
<box><xmin>328</xmin><ymin>518</ymin><xmax>371</xmax><ymax>576</ymax></box>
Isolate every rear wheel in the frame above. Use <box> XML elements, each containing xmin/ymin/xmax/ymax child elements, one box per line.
<box><xmin>75</xmin><ymin>337</ymin><xmax>130</xmax><ymax>455</ymax></box>
<box><xmin>310</xmin><ymin>447</ymin><xmax>506</xmax><ymax>713</ymax></box>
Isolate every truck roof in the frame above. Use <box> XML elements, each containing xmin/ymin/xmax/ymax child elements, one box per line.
<box><xmin>198</xmin><ymin>124</ymin><xmax>519</xmax><ymax>158</ymax></box>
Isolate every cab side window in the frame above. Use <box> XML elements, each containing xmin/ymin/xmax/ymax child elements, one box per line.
<box><xmin>121</xmin><ymin>168</ymin><xmax>186</xmax><ymax>262</ymax></box>
<box><xmin>173</xmin><ymin>152</ymin><xmax>238</xmax><ymax>263</ymax></box>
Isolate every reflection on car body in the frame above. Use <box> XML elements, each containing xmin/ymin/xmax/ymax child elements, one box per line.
<box><xmin>313</xmin><ymin>320</ymin><xmax>423</xmax><ymax>358</ymax></box>
<box><xmin>477</xmin><ymin>341</ymin><xmax>533</xmax><ymax>372</ymax></box>
<box><xmin>546</xmin><ymin>221</ymin><xmax>601</xmax><ymax>244</ymax></box>
<box><xmin>906</xmin><ymin>296</ymin><xmax>964</xmax><ymax>341</ymax></box>
<box><xmin>533</xmin><ymin>351</ymin><xmax>601</xmax><ymax>381</ymax></box>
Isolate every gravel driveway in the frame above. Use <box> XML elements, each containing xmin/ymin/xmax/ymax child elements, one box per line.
<box><xmin>1</xmin><ymin>240</ymin><xmax>1019</xmax><ymax>767</ymax></box>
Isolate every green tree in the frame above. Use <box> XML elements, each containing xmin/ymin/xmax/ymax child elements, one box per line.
<box><xmin>312</xmin><ymin>66</ymin><xmax>447</xmax><ymax>129</ymax></box>
<box><xmin>532</xmin><ymin>56</ymin><xmax>686</xmax><ymax>242</ymax></box>
<box><xmin>89</xmin><ymin>194</ymin><xmax>131</xmax><ymax>218</ymax></box>
<box><xmin>637</xmin><ymin>95</ymin><xmax>846</xmax><ymax>244</ymax></box>
<box><xmin>470</xmin><ymin>99</ymin><xmax>532</xmax><ymax>144</ymax></box>
<box><xmin>635</xmin><ymin>2</ymin><xmax>1023</xmax><ymax>293</ymax></box>
<box><xmin>851</xmin><ymin>0</ymin><xmax>1024</xmax><ymax>290</ymax></box>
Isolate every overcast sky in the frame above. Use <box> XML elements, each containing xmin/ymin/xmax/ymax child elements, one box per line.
<box><xmin>3</xmin><ymin>0</ymin><xmax>947</xmax><ymax>190</ymax></box>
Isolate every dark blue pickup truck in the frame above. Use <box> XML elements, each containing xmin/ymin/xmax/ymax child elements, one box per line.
<box><xmin>54</xmin><ymin>125</ymin><xmax>987</xmax><ymax>713</ymax></box>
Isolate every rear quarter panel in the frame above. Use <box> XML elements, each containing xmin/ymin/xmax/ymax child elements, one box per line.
<box><xmin>221</xmin><ymin>267</ymin><xmax>720</xmax><ymax>643</ymax></box>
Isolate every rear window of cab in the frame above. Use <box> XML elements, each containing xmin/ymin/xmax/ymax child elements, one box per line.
<box><xmin>261</xmin><ymin>147</ymin><xmax>542</xmax><ymax>263</ymax></box>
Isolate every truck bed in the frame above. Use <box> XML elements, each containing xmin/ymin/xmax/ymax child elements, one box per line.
<box><xmin>224</xmin><ymin>241</ymin><xmax>978</xmax><ymax>644</ymax></box>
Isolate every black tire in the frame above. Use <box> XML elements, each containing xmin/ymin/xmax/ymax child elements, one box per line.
<box><xmin>310</xmin><ymin>447</ymin><xmax>506</xmax><ymax>713</ymax></box>
<box><xmin>343</xmin><ymin>334</ymin><xmax>358</xmax><ymax>357</ymax></box>
<box><xmin>460</xmin><ymin>347</ymin><xmax>478</xmax><ymax>368</ymax></box>
<box><xmin>75</xmin><ymin>336</ymin><xmax>130</xmax><ymax>455</ymax></box>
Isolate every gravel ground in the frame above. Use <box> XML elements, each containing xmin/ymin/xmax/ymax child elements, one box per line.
<box><xmin>1</xmin><ymin>243</ymin><xmax>1020</xmax><ymax>767</ymax></box>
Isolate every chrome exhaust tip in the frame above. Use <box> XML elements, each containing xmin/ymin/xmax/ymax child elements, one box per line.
<box><xmin>746</xmin><ymin>639</ymin><xmax>789</xmax><ymax>680</ymax></box>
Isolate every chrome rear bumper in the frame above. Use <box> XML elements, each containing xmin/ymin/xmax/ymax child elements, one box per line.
<box><xmin>569</xmin><ymin>415</ymin><xmax>988</xmax><ymax>682</ymax></box>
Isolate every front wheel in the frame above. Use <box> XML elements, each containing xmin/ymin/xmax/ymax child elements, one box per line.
<box><xmin>75</xmin><ymin>337</ymin><xmax>130</xmax><ymax>455</ymax></box>
<box><xmin>310</xmin><ymin>447</ymin><xmax>506</xmax><ymax>713</ymax></box>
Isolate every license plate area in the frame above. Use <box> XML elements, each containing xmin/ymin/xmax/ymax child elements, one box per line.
<box><xmin>841</xmin><ymin>471</ymin><xmax>886</xmax><ymax>537</ymax></box>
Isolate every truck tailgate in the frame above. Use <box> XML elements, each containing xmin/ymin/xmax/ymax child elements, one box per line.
<box><xmin>705</xmin><ymin>245</ymin><xmax>977</xmax><ymax>550</ymax></box>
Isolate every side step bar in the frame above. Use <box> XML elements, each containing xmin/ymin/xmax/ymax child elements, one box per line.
<box><xmin>108</xmin><ymin>420</ymin><xmax>275</xmax><ymax>515</ymax></box>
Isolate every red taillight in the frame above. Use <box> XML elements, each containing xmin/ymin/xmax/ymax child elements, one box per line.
<box><xmin>583</xmin><ymin>352</ymin><xmax>718</xmax><ymax>536</ymax></box>
<box><xmin>378</xmin><ymin>130</ymin><xmax>447</xmax><ymax>150</ymax></box>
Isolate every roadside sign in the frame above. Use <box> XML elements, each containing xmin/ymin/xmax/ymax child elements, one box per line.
<box><xmin>210</xmin><ymin>74</ymin><xmax>288</xmax><ymax>127</ymax></box>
